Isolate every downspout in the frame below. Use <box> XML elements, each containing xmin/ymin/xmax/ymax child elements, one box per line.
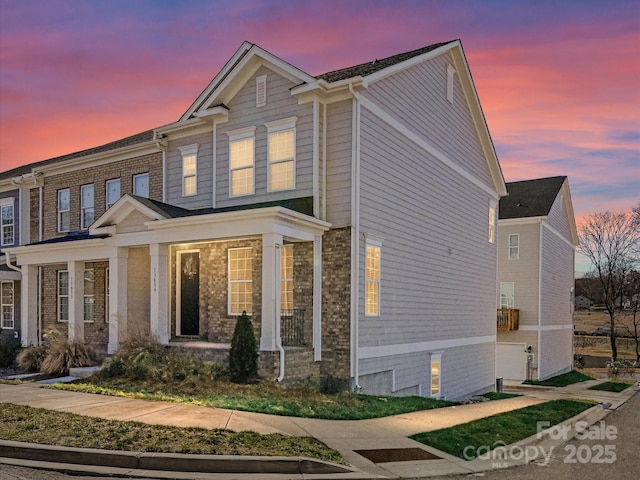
<box><xmin>276</xmin><ymin>336</ymin><xmax>286</xmax><ymax>383</ymax></box>
<box><xmin>275</xmin><ymin>244</ymin><xmax>285</xmax><ymax>383</ymax></box>
<box><xmin>537</xmin><ymin>219</ymin><xmax>543</xmax><ymax>380</ymax></box>
<box><xmin>5</xmin><ymin>254</ymin><xmax>20</xmax><ymax>273</ymax></box>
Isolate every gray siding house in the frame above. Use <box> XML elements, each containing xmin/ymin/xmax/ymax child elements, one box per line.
<box><xmin>5</xmin><ymin>40</ymin><xmax>507</xmax><ymax>399</ymax></box>
<box><xmin>496</xmin><ymin>176</ymin><xmax>577</xmax><ymax>381</ymax></box>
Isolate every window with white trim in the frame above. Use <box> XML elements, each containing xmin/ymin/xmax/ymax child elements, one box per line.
<box><xmin>58</xmin><ymin>189</ymin><xmax>70</xmax><ymax>232</ymax></box>
<box><xmin>365</xmin><ymin>242</ymin><xmax>381</xmax><ymax>316</ymax></box>
<box><xmin>58</xmin><ymin>270</ymin><xmax>69</xmax><ymax>322</ymax></box>
<box><xmin>430</xmin><ymin>352</ymin><xmax>442</xmax><ymax>397</ymax></box>
<box><xmin>81</xmin><ymin>184</ymin><xmax>94</xmax><ymax>230</ymax></box>
<box><xmin>256</xmin><ymin>75</ymin><xmax>267</xmax><ymax>107</ymax></box>
<box><xmin>1</xmin><ymin>199</ymin><xmax>14</xmax><ymax>246</ymax></box>
<box><xmin>488</xmin><ymin>200</ymin><xmax>496</xmax><ymax>243</ymax></box>
<box><xmin>106</xmin><ymin>179</ymin><xmax>120</xmax><ymax>209</ymax></box>
<box><xmin>280</xmin><ymin>245</ymin><xmax>293</xmax><ymax>313</ymax></box>
<box><xmin>446</xmin><ymin>64</ymin><xmax>456</xmax><ymax>103</ymax></box>
<box><xmin>84</xmin><ymin>269</ymin><xmax>94</xmax><ymax>322</ymax></box>
<box><xmin>508</xmin><ymin>234</ymin><xmax>519</xmax><ymax>260</ymax></box>
<box><xmin>228</xmin><ymin>127</ymin><xmax>256</xmax><ymax>197</ymax></box>
<box><xmin>180</xmin><ymin>144</ymin><xmax>198</xmax><ymax>196</ymax></box>
<box><xmin>133</xmin><ymin>173</ymin><xmax>149</xmax><ymax>198</ymax></box>
<box><xmin>266</xmin><ymin>117</ymin><xmax>296</xmax><ymax>192</ymax></box>
<box><xmin>228</xmin><ymin>247</ymin><xmax>252</xmax><ymax>315</ymax></box>
<box><xmin>1</xmin><ymin>281</ymin><xmax>14</xmax><ymax>329</ymax></box>
<box><xmin>500</xmin><ymin>282</ymin><xmax>515</xmax><ymax>309</ymax></box>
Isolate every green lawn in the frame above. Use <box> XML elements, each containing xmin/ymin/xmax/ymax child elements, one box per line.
<box><xmin>588</xmin><ymin>381</ymin><xmax>633</xmax><ymax>392</ymax></box>
<box><xmin>523</xmin><ymin>370</ymin><xmax>593</xmax><ymax>387</ymax></box>
<box><xmin>411</xmin><ymin>399</ymin><xmax>594</xmax><ymax>460</ymax></box>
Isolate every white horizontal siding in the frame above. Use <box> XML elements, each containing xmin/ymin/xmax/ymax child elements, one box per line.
<box><xmin>165</xmin><ymin>132</ymin><xmax>213</xmax><ymax>209</ymax></box>
<box><xmin>325</xmin><ymin>100</ymin><xmax>352</xmax><ymax>227</ymax></box>
<box><xmin>546</xmin><ymin>187</ymin><xmax>574</xmax><ymax>242</ymax></box>
<box><xmin>539</xmin><ymin>329</ymin><xmax>573</xmax><ymax>380</ymax></box>
<box><xmin>540</xmin><ymin>226</ymin><xmax>574</xmax><ymax>327</ymax></box>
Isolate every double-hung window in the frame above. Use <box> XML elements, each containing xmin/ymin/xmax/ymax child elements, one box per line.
<box><xmin>133</xmin><ymin>173</ymin><xmax>149</xmax><ymax>198</ymax></box>
<box><xmin>280</xmin><ymin>245</ymin><xmax>293</xmax><ymax>313</ymax></box>
<box><xmin>180</xmin><ymin>144</ymin><xmax>198</xmax><ymax>196</ymax></box>
<box><xmin>1</xmin><ymin>281</ymin><xmax>14</xmax><ymax>329</ymax></box>
<box><xmin>266</xmin><ymin>117</ymin><xmax>297</xmax><ymax>191</ymax></box>
<box><xmin>0</xmin><ymin>199</ymin><xmax>14</xmax><ymax>246</ymax></box>
<box><xmin>228</xmin><ymin>247</ymin><xmax>252</xmax><ymax>315</ymax></box>
<box><xmin>508</xmin><ymin>234</ymin><xmax>519</xmax><ymax>260</ymax></box>
<box><xmin>58</xmin><ymin>189</ymin><xmax>70</xmax><ymax>232</ymax></box>
<box><xmin>500</xmin><ymin>282</ymin><xmax>515</xmax><ymax>309</ymax></box>
<box><xmin>365</xmin><ymin>236</ymin><xmax>383</xmax><ymax>316</ymax></box>
<box><xmin>81</xmin><ymin>184</ymin><xmax>94</xmax><ymax>230</ymax></box>
<box><xmin>228</xmin><ymin>127</ymin><xmax>256</xmax><ymax>197</ymax></box>
<box><xmin>84</xmin><ymin>269</ymin><xmax>94</xmax><ymax>322</ymax></box>
<box><xmin>106</xmin><ymin>179</ymin><xmax>120</xmax><ymax>209</ymax></box>
<box><xmin>58</xmin><ymin>271</ymin><xmax>69</xmax><ymax>322</ymax></box>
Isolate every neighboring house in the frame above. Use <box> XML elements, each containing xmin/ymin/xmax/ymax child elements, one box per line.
<box><xmin>575</xmin><ymin>295</ymin><xmax>592</xmax><ymax>310</ymax></box>
<box><xmin>496</xmin><ymin>176</ymin><xmax>577</xmax><ymax>381</ymax></box>
<box><xmin>4</xmin><ymin>40</ymin><xmax>506</xmax><ymax>400</ymax></box>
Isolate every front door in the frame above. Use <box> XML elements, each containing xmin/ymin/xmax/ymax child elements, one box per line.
<box><xmin>179</xmin><ymin>251</ymin><xmax>200</xmax><ymax>336</ymax></box>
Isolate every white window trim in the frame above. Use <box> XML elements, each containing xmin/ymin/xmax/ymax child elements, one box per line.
<box><xmin>446</xmin><ymin>64</ymin><xmax>456</xmax><ymax>104</ymax></box>
<box><xmin>179</xmin><ymin>144</ymin><xmax>199</xmax><ymax>197</ymax></box>
<box><xmin>58</xmin><ymin>188</ymin><xmax>70</xmax><ymax>233</ymax></box>
<box><xmin>105</xmin><ymin>267</ymin><xmax>110</xmax><ymax>323</ymax></box>
<box><xmin>227</xmin><ymin>127</ymin><xmax>256</xmax><ymax>198</ymax></box>
<box><xmin>84</xmin><ymin>268</ymin><xmax>94</xmax><ymax>322</ymax></box>
<box><xmin>0</xmin><ymin>198</ymin><xmax>15</xmax><ymax>246</ymax></box>
<box><xmin>133</xmin><ymin>173</ymin><xmax>150</xmax><ymax>197</ymax></box>
<box><xmin>81</xmin><ymin>184</ymin><xmax>94</xmax><ymax>230</ymax></box>
<box><xmin>500</xmin><ymin>282</ymin><xmax>515</xmax><ymax>309</ymax></box>
<box><xmin>228</xmin><ymin>247</ymin><xmax>253</xmax><ymax>316</ymax></box>
<box><xmin>430</xmin><ymin>351</ymin><xmax>443</xmax><ymax>398</ymax></box>
<box><xmin>365</xmin><ymin>234</ymin><xmax>383</xmax><ymax>317</ymax></box>
<box><xmin>106</xmin><ymin>179</ymin><xmax>120</xmax><ymax>209</ymax></box>
<box><xmin>266</xmin><ymin>117</ymin><xmax>297</xmax><ymax>192</ymax></box>
<box><xmin>508</xmin><ymin>233</ymin><xmax>519</xmax><ymax>260</ymax></box>
<box><xmin>280</xmin><ymin>245</ymin><xmax>293</xmax><ymax>313</ymax></box>
<box><xmin>256</xmin><ymin>74</ymin><xmax>267</xmax><ymax>107</ymax></box>
<box><xmin>58</xmin><ymin>270</ymin><xmax>69</xmax><ymax>322</ymax></box>
<box><xmin>1</xmin><ymin>280</ymin><xmax>14</xmax><ymax>329</ymax></box>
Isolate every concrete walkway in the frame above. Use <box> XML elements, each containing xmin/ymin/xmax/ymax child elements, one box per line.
<box><xmin>1</xmin><ymin>376</ymin><xmax>638</xmax><ymax>479</ymax></box>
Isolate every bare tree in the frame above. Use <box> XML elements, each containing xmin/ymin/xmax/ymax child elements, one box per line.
<box><xmin>579</xmin><ymin>208</ymin><xmax>640</xmax><ymax>361</ymax></box>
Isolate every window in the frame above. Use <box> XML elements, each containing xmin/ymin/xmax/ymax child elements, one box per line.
<box><xmin>228</xmin><ymin>248</ymin><xmax>252</xmax><ymax>315</ymax></box>
<box><xmin>133</xmin><ymin>173</ymin><xmax>149</xmax><ymax>198</ymax></box>
<box><xmin>58</xmin><ymin>189</ymin><xmax>70</xmax><ymax>232</ymax></box>
<box><xmin>488</xmin><ymin>200</ymin><xmax>496</xmax><ymax>243</ymax></box>
<box><xmin>500</xmin><ymin>282</ymin><xmax>515</xmax><ymax>309</ymax></box>
<box><xmin>256</xmin><ymin>75</ymin><xmax>267</xmax><ymax>107</ymax></box>
<box><xmin>280</xmin><ymin>245</ymin><xmax>293</xmax><ymax>313</ymax></box>
<box><xmin>1</xmin><ymin>281</ymin><xmax>14</xmax><ymax>329</ymax></box>
<box><xmin>508</xmin><ymin>234</ymin><xmax>519</xmax><ymax>260</ymax></box>
<box><xmin>1</xmin><ymin>199</ymin><xmax>14</xmax><ymax>246</ymax></box>
<box><xmin>180</xmin><ymin>144</ymin><xmax>198</xmax><ymax>196</ymax></box>
<box><xmin>365</xmin><ymin>244</ymin><xmax>381</xmax><ymax>316</ymax></box>
<box><xmin>228</xmin><ymin>127</ymin><xmax>256</xmax><ymax>197</ymax></box>
<box><xmin>446</xmin><ymin>64</ymin><xmax>456</xmax><ymax>103</ymax></box>
<box><xmin>430</xmin><ymin>352</ymin><xmax>442</xmax><ymax>397</ymax></box>
<box><xmin>84</xmin><ymin>269</ymin><xmax>94</xmax><ymax>322</ymax></box>
<box><xmin>58</xmin><ymin>271</ymin><xmax>69</xmax><ymax>322</ymax></box>
<box><xmin>266</xmin><ymin>117</ymin><xmax>297</xmax><ymax>191</ymax></box>
<box><xmin>81</xmin><ymin>184</ymin><xmax>94</xmax><ymax>230</ymax></box>
<box><xmin>106</xmin><ymin>179</ymin><xmax>120</xmax><ymax>209</ymax></box>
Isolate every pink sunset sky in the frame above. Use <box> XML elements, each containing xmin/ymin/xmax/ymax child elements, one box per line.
<box><xmin>1</xmin><ymin>0</ymin><xmax>638</xmax><ymax>239</ymax></box>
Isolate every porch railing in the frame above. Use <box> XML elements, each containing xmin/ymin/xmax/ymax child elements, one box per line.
<box><xmin>281</xmin><ymin>309</ymin><xmax>306</xmax><ymax>346</ymax></box>
<box><xmin>497</xmin><ymin>309</ymin><xmax>519</xmax><ymax>331</ymax></box>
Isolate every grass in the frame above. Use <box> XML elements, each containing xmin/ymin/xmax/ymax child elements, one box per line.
<box><xmin>588</xmin><ymin>381</ymin><xmax>634</xmax><ymax>392</ymax></box>
<box><xmin>410</xmin><ymin>399</ymin><xmax>594</xmax><ymax>460</ymax></box>
<box><xmin>481</xmin><ymin>392</ymin><xmax>520</xmax><ymax>400</ymax></box>
<box><xmin>0</xmin><ymin>403</ymin><xmax>345</xmax><ymax>463</ymax></box>
<box><xmin>523</xmin><ymin>370</ymin><xmax>593</xmax><ymax>387</ymax></box>
<box><xmin>52</xmin><ymin>378</ymin><xmax>456</xmax><ymax>420</ymax></box>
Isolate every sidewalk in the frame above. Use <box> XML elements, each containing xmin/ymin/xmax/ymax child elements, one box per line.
<box><xmin>1</xmin><ymin>375</ymin><xmax>638</xmax><ymax>479</ymax></box>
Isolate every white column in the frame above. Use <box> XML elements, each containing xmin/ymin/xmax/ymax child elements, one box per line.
<box><xmin>150</xmin><ymin>243</ymin><xmax>169</xmax><ymax>344</ymax></box>
<box><xmin>313</xmin><ymin>235</ymin><xmax>322</xmax><ymax>361</ymax></box>
<box><xmin>108</xmin><ymin>248</ymin><xmax>128</xmax><ymax>354</ymax></box>
<box><xmin>260</xmin><ymin>233</ymin><xmax>282</xmax><ymax>351</ymax></box>
<box><xmin>67</xmin><ymin>261</ymin><xmax>84</xmax><ymax>342</ymax></box>
<box><xmin>21</xmin><ymin>264</ymin><xmax>39</xmax><ymax>346</ymax></box>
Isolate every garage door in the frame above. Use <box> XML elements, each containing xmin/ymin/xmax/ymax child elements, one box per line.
<box><xmin>496</xmin><ymin>343</ymin><xmax>527</xmax><ymax>380</ymax></box>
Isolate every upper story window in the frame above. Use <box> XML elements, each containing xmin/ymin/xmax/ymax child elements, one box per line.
<box><xmin>58</xmin><ymin>189</ymin><xmax>70</xmax><ymax>232</ymax></box>
<box><xmin>1</xmin><ymin>199</ymin><xmax>14</xmax><ymax>246</ymax></box>
<box><xmin>106</xmin><ymin>179</ymin><xmax>120</xmax><ymax>209</ymax></box>
<box><xmin>500</xmin><ymin>282</ymin><xmax>515</xmax><ymax>309</ymax></box>
<box><xmin>266</xmin><ymin>117</ymin><xmax>297</xmax><ymax>192</ymax></box>
<box><xmin>228</xmin><ymin>127</ymin><xmax>256</xmax><ymax>197</ymax></box>
<box><xmin>256</xmin><ymin>75</ymin><xmax>267</xmax><ymax>107</ymax></box>
<box><xmin>280</xmin><ymin>245</ymin><xmax>293</xmax><ymax>313</ymax></box>
<box><xmin>508</xmin><ymin>234</ymin><xmax>519</xmax><ymax>260</ymax></box>
<box><xmin>228</xmin><ymin>247</ymin><xmax>253</xmax><ymax>315</ymax></box>
<box><xmin>58</xmin><ymin>270</ymin><xmax>69</xmax><ymax>322</ymax></box>
<box><xmin>1</xmin><ymin>280</ymin><xmax>14</xmax><ymax>329</ymax></box>
<box><xmin>133</xmin><ymin>173</ymin><xmax>149</xmax><ymax>198</ymax></box>
<box><xmin>179</xmin><ymin>144</ymin><xmax>199</xmax><ymax>197</ymax></box>
<box><xmin>81</xmin><ymin>184</ymin><xmax>94</xmax><ymax>230</ymax></box>
<box><xmin>365</xmin><ymin>237</ymin><xmax>383</xmax><ymax>317</ymax></box>
<box><xmin>488</xmin><ymin>200</ymin><xmax>496</xmax><ymax>244</ymax></box>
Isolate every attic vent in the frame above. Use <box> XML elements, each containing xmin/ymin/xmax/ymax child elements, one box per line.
<box><xmin>447</xmin><ymin>64</ymin><xmax>456</xmax><ymax>104</ymax></box>
<box><xmin>256</xmin><ymin>75</ymin><xmax>267</xmax><ymax>107</ymax></box>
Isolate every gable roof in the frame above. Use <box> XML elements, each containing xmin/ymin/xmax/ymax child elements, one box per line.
<box><xmin>499</xmin><ymin>176</ymin><xmax>567</xmax><ymax>219</ymax></box>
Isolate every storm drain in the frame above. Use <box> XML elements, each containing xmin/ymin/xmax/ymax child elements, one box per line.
<box><xmin>354</xmin><ymin>448</ymin><xmax>442</xmax><ymax>463</ymax></box>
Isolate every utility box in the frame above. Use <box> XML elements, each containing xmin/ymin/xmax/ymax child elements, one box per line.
<box><xmin>496</xmin><ymin>377</ymin><xmax>503</xmax><ymax>392</ymax></box>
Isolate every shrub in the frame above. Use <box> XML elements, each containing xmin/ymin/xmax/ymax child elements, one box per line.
<box><xmin>0</xmin><ymin>337</ymin><xmax>22</xmax><ymax>368</ymax></box>
<box><xmin>39</xmin><ymin>330</ymin><xmax>97</xmax><ymax>376</ymax></box>
<box><xmin>17</xmin><ymin>345</ymin><xmax>47</xmax><ymax>373</ymax></box>
<box><xmin>115</xmin><ymin>317</ymin><xmax>164</xmax><ymax>358</ymax></box>
<box><xmin>228</xmin><ymin>311</ymin><xmax>259</xmax><ymax>384</ymax></box>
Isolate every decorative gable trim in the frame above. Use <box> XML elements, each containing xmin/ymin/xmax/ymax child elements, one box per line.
<box><xmin>90</xmin><ymin>194</ymin><xmax>169</xmax><ymax>234</ymax></box>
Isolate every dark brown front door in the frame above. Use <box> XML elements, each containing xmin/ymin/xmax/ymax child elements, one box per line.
<box><xmin>180</xmin><ymin>251</ymin><xmax>199</xmax><ymax>336</ymax></box>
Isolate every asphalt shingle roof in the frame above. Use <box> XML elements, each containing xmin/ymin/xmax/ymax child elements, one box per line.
<box><xmin>499</xmin><ymin>176</ymin><xmax>566</xmax><ymax>220</ymax></box>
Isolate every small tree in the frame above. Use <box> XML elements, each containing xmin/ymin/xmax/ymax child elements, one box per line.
<box><xmin>229</xmin><ymin>311</ymin><xmax>259</xmax><ymax>384</ymax></box>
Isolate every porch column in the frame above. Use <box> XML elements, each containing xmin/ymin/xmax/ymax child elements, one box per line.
<box><xmin>108</xmin><ymin>248</ymin><xmax>128</xmax><ymax>354</ymax></box>
<box><xmin>150</xmin><ymin>243</ymin><xmax>169</xmax><ymax>344</ymax></box>
<box><xmin>313</xmin><ymin>235</ymin><xmax>322</xmax><ymax>361</ymax></box>
<box><xmin>261</xmin><ymin>233</ymin><xmax>282</xmax><ymax>351</ymax></box>
<box><xmin>21</xmin><ymin>264</ymin><xmax>39</xmax><ymax>346</ymax></box>
<box><xmin>67</xmin><ymin>261</ymin><xmax>85</xmax><ymax>342</ymax></box>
